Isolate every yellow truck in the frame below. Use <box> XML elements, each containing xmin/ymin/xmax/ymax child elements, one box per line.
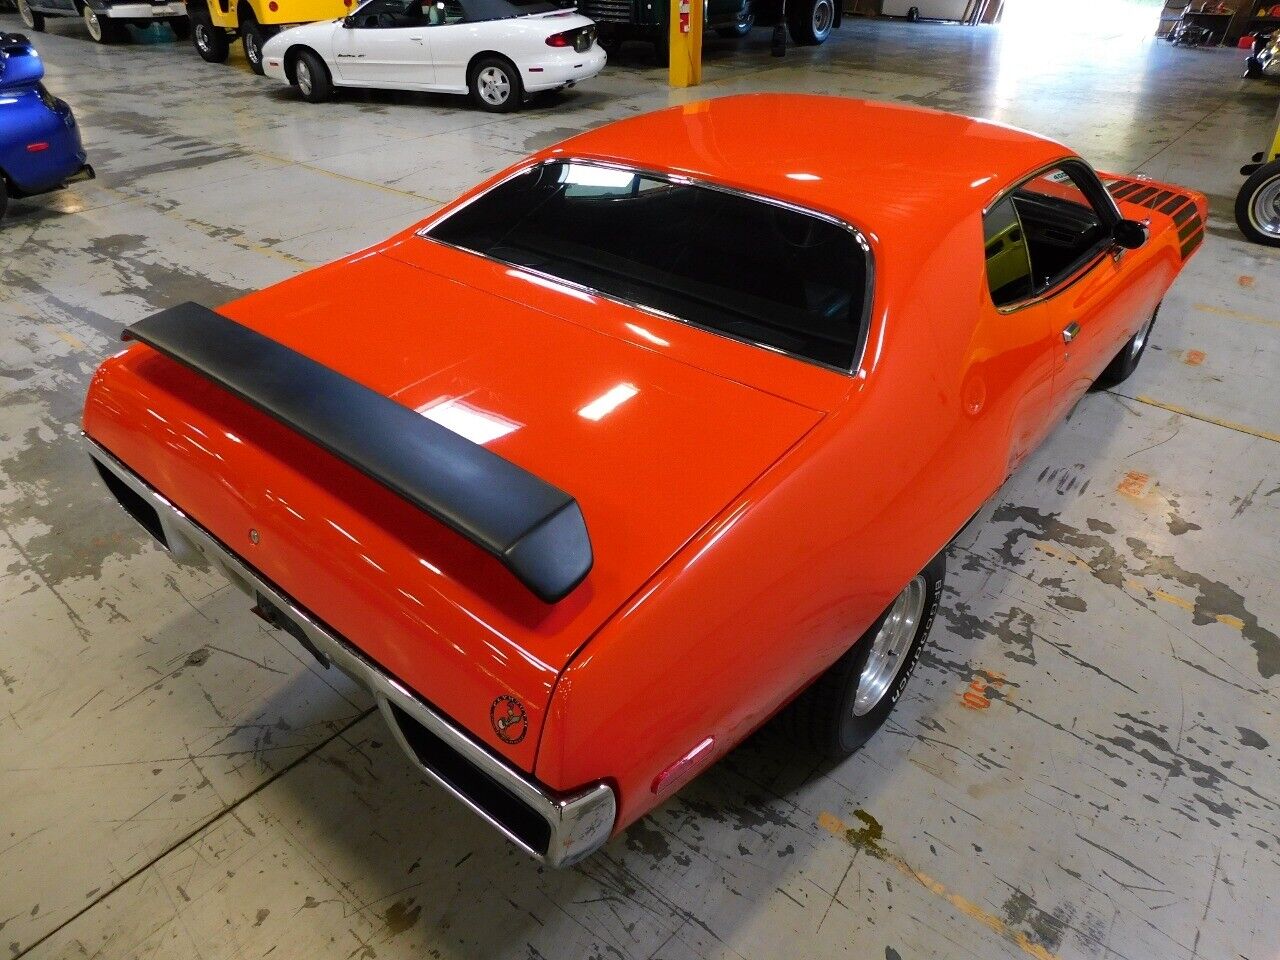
<box><xmin>187</xmin><ymin>0</ymin><xmax>348</xmax><ymax>73</ymax></box>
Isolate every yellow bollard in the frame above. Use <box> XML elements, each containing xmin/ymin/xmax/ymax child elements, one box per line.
<box><xmin>668</xmin><ymin>0</ymin><xmax>703</xmax><ymax>87</ymax></box>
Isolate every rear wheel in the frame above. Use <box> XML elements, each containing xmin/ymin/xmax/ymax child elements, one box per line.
<box><xmin>1095</xmin><ymin>302</ymin><xmax>1159</xmax><ymax>389</ymax></box>
<box><xmin>468</xmin><ymin>55</ymin><xmax>522</xmax><ymax>113</ymax></box>
<box><xmin>83</xmin><ymin>5</ymin><xmax>127</xmax><ymax>42</ymax></box>
<box><xmin>788</xmin><ymin>0</ymin><xmax>834</xmax><ymax>44</ymax></box>
<box><xmin>192</xmin><ymin>11</ymin><xmax>229</xmax><ymax>62</ymax></box>
<box><xmin>1235</xmin><ymin>158</ymin><xmax>1280</xmax><ymax>247</ymax></box>
<box><xmin>293</xmin><ymin>49</ymin><xmax>333</xmax><ymax>102</ymax></box>
<box><xmin>17</xmin><ymin>0</ymin><xmax>44</xmax><ymax>31</ymax></box>
<box><xmin>784</xmin><ymin>551</ymin><xmax>945</xmax><ymax>757</ymax></box>
<box><xmin>240</xmin><ymin>15</ymin><xmax>268</xmax><ymax>74</ymax></box>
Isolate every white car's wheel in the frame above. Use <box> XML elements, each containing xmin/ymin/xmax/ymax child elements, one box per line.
<box><xmin>292</xmin><ymin>49</ymin><xmax>334</xmax><ymax>103</ymax></box>
<box><xmin>469</xmin><ymin>56</ymin><xmax>522</xmax><ymax>113</ymax></box>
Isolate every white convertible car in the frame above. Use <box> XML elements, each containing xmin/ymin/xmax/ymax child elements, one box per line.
<box><xmin>261</xmin><ymin>0</ymin><xmax>604</xmax><ymax>111</ymax></box>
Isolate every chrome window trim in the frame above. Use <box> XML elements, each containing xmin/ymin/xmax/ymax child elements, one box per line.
<box><xmin>981</xmin><ymin>158</ymin><xmax>1123</xmax><ymax>315</ymax></box>
<box><xmin>416</xmin><ymin>157</ymin><xmax>876</xmax><ymax>377</ymax></box>
<box><xmin>83</xmin><ymin>433</ymin><xmax>617</xmax><ymax>868</ymax></box>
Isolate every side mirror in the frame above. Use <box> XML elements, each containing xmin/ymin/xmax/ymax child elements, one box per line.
<box><xmin>1113</xmin><ymin>218</ymin><xmax>1148</xmax><ymax>250</ymax></box>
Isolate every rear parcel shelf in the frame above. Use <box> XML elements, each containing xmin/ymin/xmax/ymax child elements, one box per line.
<box><xmin>122</xmin><ymin>301</ymin><xmax>593</xmax><ymax>603</ymax></box>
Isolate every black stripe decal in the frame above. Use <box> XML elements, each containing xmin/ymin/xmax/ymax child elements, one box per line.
<box><xmin>1148</xmin><ymin>190</ymin><xmax>1174</xmax><ymax>209</ymax></box>
<box><xmin>1173</xmin><ymin>203</ymin><xmax>1198</xmax><ymax>226</ymax></box>
<box><xmin>1111</xmin><ymin>182</ymin><xmax>1145</xmax><ymax>200</ymax></box>
<box><xmin>1180</xmin><ymin>228</ymin><xmax>1204</xmax><ymax>258</ymax></box>
<box><xmin>1129</xmin><ymin>186</ymin><xmax>1159</xmax><ymax>205</ymax></box>
<box><xmin>1160</xmin><ymin>195</ymin><xmax>1187</xmax><ymax>215</ymax></box>
<box><xmin>1178</xmin><ymin>215</ymin><xmax>1203</xmax><ymax>242</ymax></box>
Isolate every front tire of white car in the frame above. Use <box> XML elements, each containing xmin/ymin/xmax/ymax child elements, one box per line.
<box><xmin>18</xmin><ymin>0</ymin><xmax>46</xmax><ymax>31</ymax></box>
<box><xmin>291</xmin><ymin>49</ymin><xmax>334</xmax><ymax>103</ymax></box>
<box><xmin>468</xmin><ymin>55</ymin><xmax>522</xmax><ymax>113</ymax></box>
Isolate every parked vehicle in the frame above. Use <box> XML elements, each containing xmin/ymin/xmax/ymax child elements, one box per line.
<box><xmin>15</xmin><ymin>0</ymin><xmax>187</xmax><ymax>42</ymax></box>
<box><xmin>1234</xmin><ymin>95</ymin><xmax>1280</xmax><ymax>246</ymax></box>
<box><xmin>83</xmin><ymin>95</ymin><xmax>1203</xmax><ymax>866</ymax></box>
<box><xmin>262</xmin><ymin>0</ymin><xmax>603</xmax><ymax>111</ymax></box>
<box><xmin>579</xmin><ymin>0</ymin><xmax>835</xmax><ymax>61</ymax></box>
<box><xmin>0</xmin><ymin>31</ymin><xmax>93</xmax><ymax>221</ymax></box>
<box><xmin>1243</xmin><ymin>31</ymin><xmax>1278</xmax><ymax>79</ymax></box>
<box><xmin>186</xmin><ymin>0</ymin><xmax>348</xmax><ymax>74</ymax></box>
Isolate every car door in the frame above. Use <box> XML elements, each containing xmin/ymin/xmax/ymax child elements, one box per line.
<box><xmin>331</xmin><ymin>0</ymin><xmax>436</xmax><ymax>87</ymax></box>
<box><xmin>426</xmin><ymin>0</ymin><xmax>483</xmax><ymax>92</ymax></box>
<box><xmin>986</xmin><ymin>161</ymin><xmax>1141</xmax><ymax>431</ymax></box>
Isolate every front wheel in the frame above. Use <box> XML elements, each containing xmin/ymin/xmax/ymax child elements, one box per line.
<box><xmin>788</xmin><ymin>0</ymin><xmax>834</xmax><ymax>44</ymax></box>
<box><xmin>83</xmin><ymin>5</ymin><xmax>127</xmax><ymax>42</ymax></box>
<box><xmin>1095</xmin><ymin>302</ymin><xmax>1159</xmax><ymax>389</ymax></box>
<box><xmin>292</xmin><ymin>49</ymin><xmax>334</xmax><ymax>102</ymax></box>
<box><xmin>17</xmin><ymin>0</ymin><xmax>45</xmax><ymax>30</ymax></box>
<box><xmin>192</xmin><ymin>12</ymin><xmax>229</xmax><ymax>62</ymax></box>
<box><xmin>783</xmin><ymin>551</ymin><xmax>945</xmax><ymax>757</ymax></box>
<box><xmin>240</xmin><ymin>16</ymin><xmax>268</xmax><ymax>74</ymax></box>
<box><xmin>1235</xmin><ymin>157</ymin><xmax>1280</xmax><ymax>247</ymax></box>
<box><xmin>468</xmin><ymin>56</ymin><xmax>522</xmax><ymax>113</ymax></box>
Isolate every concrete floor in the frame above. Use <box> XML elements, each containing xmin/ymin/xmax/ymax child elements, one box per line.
<box><xmin>1</xmin><ymin>10</ymin><xmax>1278</xmax><ymax>960</ymax></box>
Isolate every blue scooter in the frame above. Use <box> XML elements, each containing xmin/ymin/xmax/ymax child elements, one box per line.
<box><xmin>0</xmin><ymin>31</ymin><xmax>93</xmax><ymax>222</ymax></box>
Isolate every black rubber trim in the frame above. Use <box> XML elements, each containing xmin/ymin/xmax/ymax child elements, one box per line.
<box><xmin>123</xmin><ymin>302</ymin><xmax>593</xmax><ymax>603</ymax></box>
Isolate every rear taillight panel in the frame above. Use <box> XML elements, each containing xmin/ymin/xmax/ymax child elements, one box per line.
<box><xmin>546</xmin><ymin>25</ymin><xmax>595</xmax><ymax>50</ymax></box>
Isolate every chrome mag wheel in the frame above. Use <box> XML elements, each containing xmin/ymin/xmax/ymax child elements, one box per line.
<box><xmin>18</xmin><ymin>0</ymin><xmax>36</xmax><ymax>28</ymax></box>
<box><xmin>853</xmin><ymin>575</ymin><xmax>927</xmax><ymax>716</ymax></box>
<box><xmin>1249</xmin><ymin>173</ymin><xmax>1280</xmax><ymax>239</ymax></box>
<box><xmin>812</xmin><ymin>0</ymin><xmax>834</xmax><ymax>40</ymax></box>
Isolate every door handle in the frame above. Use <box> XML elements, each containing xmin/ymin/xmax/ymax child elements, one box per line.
<box><xmin>1062</xmin><ymin>322</ymin><xmax>1081</xmax><ymax>344</ymax></box>
<box><xmin>411</xmin><ymin>36</ymin><xmax>424</xmax><ymax>42</ymax></box>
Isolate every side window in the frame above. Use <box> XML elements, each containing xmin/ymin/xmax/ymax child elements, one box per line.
<box><xmin>985</xmin><ymin>164</ymin><xmax>1114</xmax><ymax>308</ymax></box>
<box><xmin>352</xmin><ymin>0</ymin><xmax>430</xmax><ymax>27</ymax></box>
<box><xmin>983</xmin><ymin>195</ymin><xmax>1034</xmax><ymax>308</ymax></box>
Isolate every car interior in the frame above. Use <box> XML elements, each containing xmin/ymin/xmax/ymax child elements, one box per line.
<box><xmin>983</xmin><ymin>167</ymin><xmax>1113</xmax><ymax>307</ymax></box>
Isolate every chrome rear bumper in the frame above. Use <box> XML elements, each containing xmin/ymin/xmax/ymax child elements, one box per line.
<box><xmin>83</xmin><ymin>434</ymin><xmax>616</xmax><ymax>867</ymax></box>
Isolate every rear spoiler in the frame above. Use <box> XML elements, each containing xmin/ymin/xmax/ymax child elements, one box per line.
<box><xmin>122</xmin><ymin>302</ymin><xmax>592</xmax><ymax>603</ymax></box>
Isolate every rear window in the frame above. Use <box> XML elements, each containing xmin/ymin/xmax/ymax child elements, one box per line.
<box><xmin>425</xmin><ymin>161</ymin><xmax>871</xmax><ymax>371</ymax></box>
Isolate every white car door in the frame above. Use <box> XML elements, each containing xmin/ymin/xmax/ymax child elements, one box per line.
<box><xmin>331</xmin><ymin>0</ymin><xmax>436</xmax><ymax>87</ymax></box>
<box><xmin>426</xmin><ymin>0</ymin><xmax>486</xmax><ymax>92</ymax></box>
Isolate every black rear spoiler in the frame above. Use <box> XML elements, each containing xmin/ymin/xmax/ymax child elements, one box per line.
<box><xmin>123</xmin><ymin>302</ymin><xmax>592</xmax><ymax>603</ymax></box>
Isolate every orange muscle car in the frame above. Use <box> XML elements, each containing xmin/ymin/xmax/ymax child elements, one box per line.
<box><xmin>83</xmin><ymin>95</ymin><xmax>1205</xmax><ymax>866</ymax></box>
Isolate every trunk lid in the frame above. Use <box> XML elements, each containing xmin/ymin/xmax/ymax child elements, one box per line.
<box><xmin>84</xmin><ymin>241</ymin><xmax>822</xmax><ymax>772</ymax></box>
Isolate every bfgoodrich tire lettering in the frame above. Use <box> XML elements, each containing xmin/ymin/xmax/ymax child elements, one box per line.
<box><xmin>783</xmin><ymin>550</ymin><xmax>946</xmax><ymax>757</ymax></box>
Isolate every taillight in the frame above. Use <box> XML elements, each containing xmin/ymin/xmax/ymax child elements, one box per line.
<box><xmin>545</xmin><ymin>30</ymin><xmax>572</xmax><ymax>46</ymax></box>
<box><xmin>26</xmin><ymin>142</ymin><xmax>49</xmax><ymax>153</ymax></box>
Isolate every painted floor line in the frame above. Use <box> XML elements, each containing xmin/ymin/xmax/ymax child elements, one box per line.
<box><xmin>1193</xmin><ymin>303</ymin><xmax>1280</xmax><ymax>330</ymax></box>
<box><xmin>1119</xmin><ymin>393</ymin><xmax>1280</xmax><ymax>444</ymax></box>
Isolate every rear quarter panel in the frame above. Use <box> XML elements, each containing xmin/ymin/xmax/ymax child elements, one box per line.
<box><xmin>536</xmin><ymin>210</ymin><xmax>1061</xmax><ymax>829</ymax></box>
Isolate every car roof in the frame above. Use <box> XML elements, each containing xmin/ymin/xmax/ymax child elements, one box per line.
<box><xmin>543</xmin><ymin>94</ymin><xmax>1073</xmax><ymax>242</ymax></box>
